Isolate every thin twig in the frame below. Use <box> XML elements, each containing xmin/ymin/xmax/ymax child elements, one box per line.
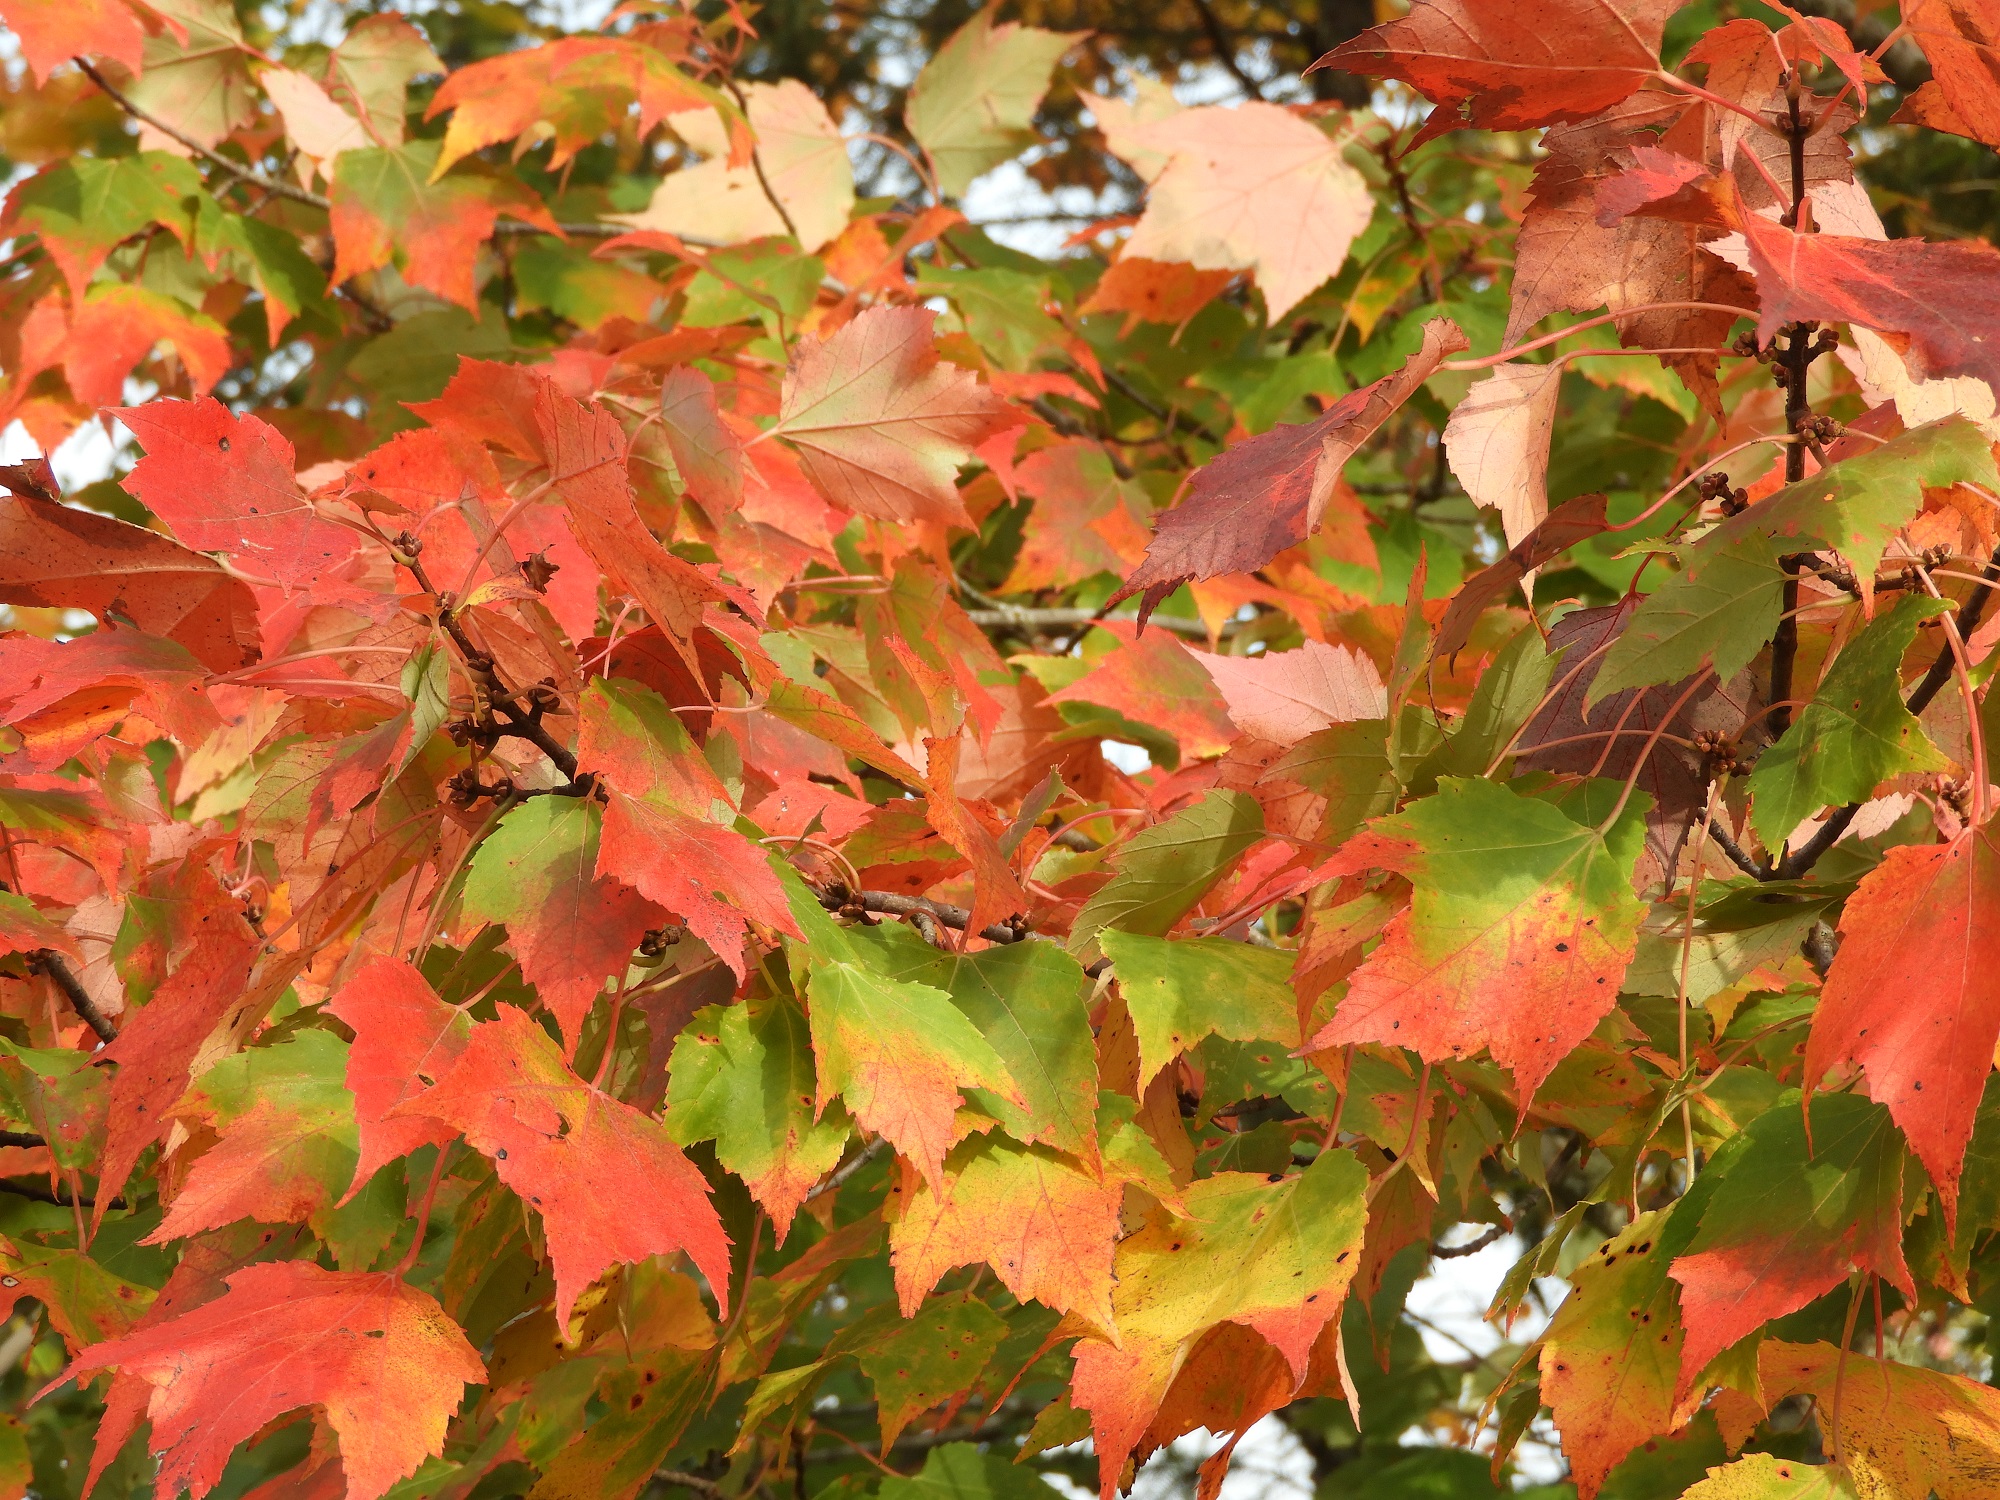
<box><xmin>77</xmin><ymin>58</ymin><xmax>328</xmax><ymax>209</ymax></box>
<box><xmin>1189</xmin><ymin>0</ymin><xmax>1268</xmax><ymax>100</ymax></box>
<box><xmin>0</xmin><ymin>1178</ymin><xmax>120</xmax><ymax>1210</ymax></box>
<box><xmin>817</xmin><ymin>886</ymin><xmax>1027</xmax><ymax>946</ymax></box>
<box><xmin>656</xmin><ymin>1472</ymin><xmax>726</xmax><ymax>1498</ymax></box>
<box><xmin>27</xmin><ymin>951</ymin><xmax>117</xmax><ymax>1044</ymax></box>
<box><xmin>965</xmin><ymin>606</ymin><xmax>1233</xmax><ymax>639</ymax></box>
<box><xmin>1432</xmin><ymin>1224</ymin><xmax>1507</xmax><ymax>1259</ymax></box>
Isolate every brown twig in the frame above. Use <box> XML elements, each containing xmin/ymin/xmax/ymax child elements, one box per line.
<box><xmin>1</xmin><ymin>1177</ymin><xmax>120</xmax><ymax>1210</ymax></box>
<box><xmin>1432</xmin><ymin>1224</ymin><xmax>1507</xmax><ymax>1259</ymax></box>
<box><xmin>76</xmin><ymin>58</ymin><xmax>330</xmax><ymax>210</ymax></box>
<box><xmin>816</xmin><ymin>885</ymin><xmax>1027</xmax><ymax>947</ymax></box>
<box><xmin>27</xmin><ymin>951</ymin><xmax>117</xmax><ymax>1044</ymax></box>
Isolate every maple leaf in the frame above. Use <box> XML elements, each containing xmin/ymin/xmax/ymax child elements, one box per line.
<box><xmin>1080</xmin><ymin>257</ymin><xmax>1237</xmax><ymax>331</ymax></box>
<box><xmin>766</xmin><ymin>305</ymin><xmax>1018</xmax><ymax>528</ymax></box>
<box><xmin>4</xmin><ymin>153</ymin><xmax>204</xmax><ymax>300</ymax></box>
<box><xmin>53</xmin><ymin>1261</ymin><xmax>483</xmax><ymax>1500</ymax></box>
<box><xmin>263</xmin><ymin>66</ymin><xmax>371</xmax><ymax>184</ymax></box>
<box><xmin>665</xmin><ymin>993</ymin><xmax>851</xmax><ymax>1242</ymax></box>
<box><xmin>1501</xmin><ymin>89</ymin><xmax>1761</xmax><ymax>409</ymax></box>
<box><xmin>1108</xmin><ymin>318</ymin><xmax>1467</xmax><ymax>620</ymax></box>
<box><xmin>1670</xmin><ymin>1092</ymin><xmax>1914</xmax><ymax>1395</ymax></box>
<box><xmin>889</xmin><ymin>1133</ymin><xmax>1122</xmax><ymax>1330</ymax></box>
<box><xmin>1069</xmin><ymin>1151</ymin><xmax>1368</xmax><ymax>1499</ymax></box>
<box><xmin>398</xmin><ymin>1003</ymin><xmax>732</xmax><ymax>1328</ymax></box>
<box><xmin>1101</xmin><ymin>932</ymin><xmax>1298</xmax><ymax>1091</ymax></box>
<box><xmin>0</xmin><ymin>1037</ymin><xmax>104</xmax><ymax>1173</ymax></box>
<box><xmin>1443</xmin><ymin>362</ymin><xmax>1564</xmax><ymax>556</ymax></box>
<box><xmin>906</xmin><ymin>10</ymin><xmax>1083</xmax><ymax>195</ymax></box>
<box><xmin>1197</xmin><ymin>639</ymin><xmax>1385</xmax><ymax>745</ymax></box>
<box><xmin>855</xmin><ymin>1290</ymin><xmax>1008</xmax><ymax>1451</ymax></box>
<box><xmin>97</xmin><ymin>928</ymin><xmax>260</xmax><ymax>1218</ymax></box>
<box><xmin>147</xmin><ymin>1030</ymin><xmax>364</xmax><ymax>1246</ymax></box>
<box><xmin>1746</xmin><ymin>594</ymin><xmax>1949</xmax><ymax>849</ymax></box>
<box><xmin>329</xmin><ymin>141</ymin><xmax>563</xmax><ymax>312</ymax></box>
<box><xmin>578</xmin><ymin>679</ymin><xmax>800</xmax><ymax>980</ymax></box>
<box><xmin>1767</xmin><ymin>1343</ymin><xmax>2000</xmax><ymax>1498</ymax></box>
<box><xmin>537</xmin><ymin>383</ymin><xmax>754</xmax><ymax>666</ymax></box>
<box><xmin>612</xmin><ymin>79</ymin><xmax>854</xmax><ymax>253</ymax></box>
<box><xmin>462</xmin><ymin>797</ymin><xmax>662</xmax><ymax>1047</ymax></box>
<box><xmin>0</xmin><ymin>629</ymin><xmax>222</xmax><ymax>771</ymax></box>
<box><xmin>803</xmin><ymin>958</ymin><xmax>1024</xmax><ymax>1191</ymax></box>
<box><xmin>1510</xmin><ymin>597</ymin><xmax>1762</xmax><ymax>881</ymax></box>
<box><xmin>1898</xmin><ymin>0</ymin><xmax>2000</xmax><ymax>148</ymax></box>
<box><xmin>425</xmin><ymin>35</ymin><xmax>725</xmax><ymax>180</ymax></box>
<box><xmin>1068</xmin><ymin>789</ymin><xmax>1266</xmax><ymax>961</ymax></box>
<box><xmin>1740</xmin><ymin>211</ymin><xmax>2000</xmax><ymax>390</ymax></box>
<box><xmin>1315</xmin><ymin>0</ymin><xmax>1680</xmax><ymax>138</ymax></box>
<box><xmin>61</xmin><ymin>284</ymin><xmax>230</xmax><ymax>407</ymax></box>
<box><xmin>1100</xmin><ymin>101</ymin><xmax>1375</xmax><ymax>322</ymax></box>
<box><xmin>323</xmin><ymin>957</ymin><xmax>469</xmax><ymax>1197</ymax></box>
<box><xmin>0</xmin><ymin>1236</ymin><xmax>153</xmax><ymax>1354</ymax></box>
<box><xmin>1306</xmin><ymin>777</ymin><xmax>1648</xmax><ymax>1105</ymax></box>
<box><xmin>0</xmin><ymin>0</ymin><xmax>149</xmax><ymax>82</ymax></box>
<box><xmin>1539</xmin><ymin>1206</ymin><xmax>1698</xmax><ymax>1498</ymax></box>
<box><xmin>839</xmin><ymin>917</ymin><xmax>1100</xmax><ymax>1163</ymax></box>
<box><xmin>124</xmin><ymin>0</ymin><xmax>256</xmax><ymax>152</ymax></box>
<box><xmin>1806</xmin><ymin>822</ymin><xmax>2000</xmax><ymax>1231</ymax></box>
<box><xmin>1045</xmin><ymin>623</ymin><xmax>1238</xmax><ymax>761</ymax></box>
<box><xmin>113</xmin><ymin>399</ymin><xmax>362</xmax><ymax>597</ymax></box>
<box><xmin>657</xmin><ymin>365</ymin><xmax>747</xmax><ymax>513</ymax></box>
<box><xmin>1679</xmin><ymin>1454</ymin><xmax>1859</xmax><ymax>1500</ymax></box>
<box><xmin>321</xmin><ymin>12</ymin><xmax>440</xmax><ymax>146</ymax></box>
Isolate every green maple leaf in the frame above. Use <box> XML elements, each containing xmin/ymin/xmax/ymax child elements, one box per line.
<box><xmin>666</xmin><ymin>993</ymin><xmax>851</xmax><ymax>1241</ymax></box>
<box><xmin>906</xmin><ymin>11</ymin><xmax>1083</xmax><ymax>194</ymax></box>
<box><xmin>1068</xmin><ymin>788</ymin><xmax>1265</xmax><ymax>961</ymax></box>
<box><xmin>804</xmin><ymin>959</ymin><xmax>1024</xmax><ymax>1190</ymax></box>
<box><xmin>844</xmin><ymin>917</ymin><xmax>1099</xmax><ymax>1162</ymax></box>
<box><xmin>855</xmin><ymin>1291</ymin><xmax>1009</xmax><ymax>1449</ymax></box>
<box><xmin>1590</xmin><ymin>535</ymin><xmax>1788</xmax><ymax>704</ymax></box>
<box><xmin>1747</xmin><ymin>593</ymin><xmax>1951</xmax><ymax>848</ymax></box>
<box><xmin>1099</xmin><ymin>930</ymin><xmax>1298</xmax><ymax>1090</ymax></box>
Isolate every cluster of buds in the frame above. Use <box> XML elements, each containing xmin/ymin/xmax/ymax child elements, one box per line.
<box><xmin>446</xmin><ymin>767</ymin><xmax>514</xmax><ymax>808</ymax></box>
<box><xmin>1698</xmin><ymin>471</ymin><xmax>1749</xmax><ymax>515</ymax></box>
<box><xmin>823</xmin><ymin>881</ymin><xmax>879</xmax><ymax>926</ymax></box>
<box><xmin>1692</xmin><ymin>728</ymin><xmax>1740</xmax><ymax>778</ymax></box>
<box><xmin>637</xmin><ymin>925</ymin><xmax>689</xmax><ymax>963</ymax></box>
<box><xmin>1937</xmin><ymin>775</ymin><xmax>1975</xmax><ymax>820</ymax></box>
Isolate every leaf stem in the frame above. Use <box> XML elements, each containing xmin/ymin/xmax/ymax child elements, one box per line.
<box><xmin>1439</xmin><ymin>303</ymin><xmax>1756</xmax><ymax>372</ymax></box>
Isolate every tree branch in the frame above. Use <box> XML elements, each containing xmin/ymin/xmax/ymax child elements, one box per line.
<box><xmin>1189</xmin><ymin>0</ymin><xmax>1269</xmax><ymax>101</ymax></box>
<box><xmin>1776</xmin><ymin>541</ymin><xmax>2000</xmax><ymax>881</ymax></box>
<box><xmin>1432</xmin><ymin>1224</ymin><xmax>1507</xmax><ymax>1259</ymax></box>
<box><xmin>816</xmin><ymin>885</ymin><xmax>1029</xmax><ymax>946</ymax></box>
<box><xmin>0</xmin><ymin>1177</ymin><xmax>119</xmax><ymax>1210</ymax></box>
<box><xmin>1707</xmin><ymin>819</ymin><xmax>1772</xmax><ymax>879</ymax></box>
<box><xmin>966</xmin><ymin>606</ymin><xmax>1234</xmax><ymax>639</ymax></box>
<box><xmin>76</xmin><ymin>58</ymin><xmax>329</xmax><ymax>210</ymax></box>
<box><xmin>27</xmin><ymin>950</ymin><xmax>118</xmax><ymax>1043</ymax></box>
